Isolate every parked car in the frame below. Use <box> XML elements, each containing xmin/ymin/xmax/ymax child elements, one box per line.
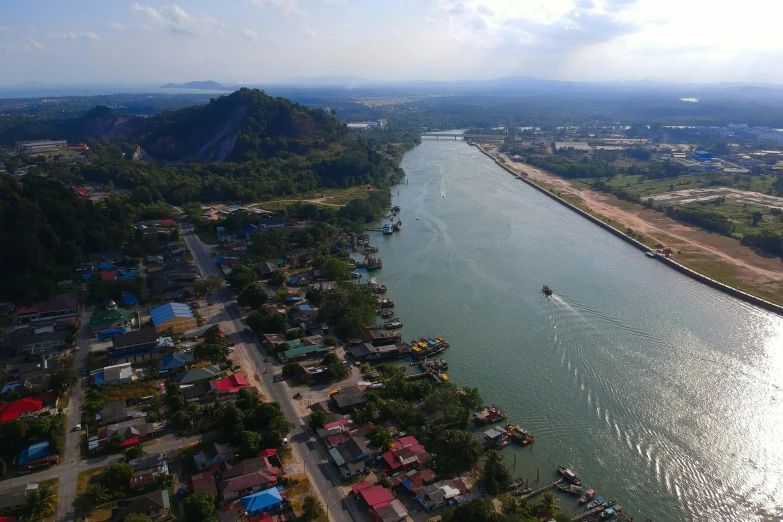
<box><xmin>190</xmin><ymin>301</ymin><xmax>201</xmax><ymax>308</ymax></box>
<box><xmin>227</xmin><ymin>347</ymin><xmax>235</xmax><ymax>353</ymax></box>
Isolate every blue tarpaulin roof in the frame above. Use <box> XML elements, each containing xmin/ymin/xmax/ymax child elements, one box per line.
<box><xmin>161</xmin><ymin>352</ymin><xmax>194</xmax><ymax>370</ymax></box>
<box><xmin>298</xmin><ymin>304</ymin><xmax>313</xmax><ymax>311</ymax></box>
<box><xmin>122</xmin><ymin>293</ymin><xmax>138</xmax><ymax>305</ymax></box>
<box><xmin>240</xmin><ymin>487</ymin><xmax>283</xmax><ymax>514</ymax></box>
<box><xmin>150</xmin><ymin>303</ymin><xmax>194</xmax><ymax>326</ymax></box>
<box><xmin>19</xmin><ymin>441</ymin><xmax>49</xmax><ymax>465</ymax></box>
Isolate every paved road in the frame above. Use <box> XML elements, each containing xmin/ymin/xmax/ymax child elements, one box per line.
<box><xmin>178</xmin><ymin>216</ymin><xmax>368</xmax><ymax>522</ymax></box>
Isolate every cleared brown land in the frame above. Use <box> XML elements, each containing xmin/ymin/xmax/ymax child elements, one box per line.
<box><xmin>488</xmin><ymin>147</ymin><xmax>783</xmax><ymax>306</ymax></box>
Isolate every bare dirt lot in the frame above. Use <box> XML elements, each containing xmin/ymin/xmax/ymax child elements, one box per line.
<box><xmin>650</xmin><ymin>187</ymin><xmax>783</xmax><ymax>209</ymax></box>
<box><xmin>487</xmin><ymin>146</ymin><xmax>783</xmax><ymax>305</ymax></box>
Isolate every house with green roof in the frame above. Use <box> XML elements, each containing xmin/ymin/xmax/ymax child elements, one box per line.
<box><xmin>278</xmin><ymin>344</ymin><xmax>332</xmax><ymax>364</ymax></box>
<box><xmin>90</xmin><ymin>307</ymin><xmax>137</xmax><ymax>335</ymax></box>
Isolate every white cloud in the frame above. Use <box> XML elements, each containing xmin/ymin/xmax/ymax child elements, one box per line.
<box><xmin>239</xmin><ymin>29</ymin><xmax>279</xmax><ymax>43</ymax></box>
<box><xmin>108</xmin><ymin>22</ymin><xmax>127</xmax><ymax>31</ymax></box>
<box><xmin>26</xmin><ymin>37</ymin><xmax>46</xmax><ymax>51</ymax></box>
<box><xmin>46</xmin><ymin>31</ymin><xmax>101</xmax><ymax>41</ymax></box>
<box><xmin>251</xmin><ymin>0</ymin><xmax>306</xmax><ymax>16</ymax></box>
<box><xmin>131</xmin><ymin>3</ymin><xmax>225</xmax><ymax>36</ymax></box>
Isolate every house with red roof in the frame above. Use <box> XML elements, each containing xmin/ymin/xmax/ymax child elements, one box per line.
<box><xmin>101</xmin><ymin>271</ymin><xmax>118</xmax><ymax>281</ymax></box>
<box><xmin>358</xmin><ymin>486</ymin><xmax>408</xmax><ymax>522</ymax></box>
<box><xmin>16</xmin><ymin>298</ymin><xmax>78</xmax><ymax>324</ymax></box>
<box><xmin>158</xmin><ymin>219</ymin><xmax>176</xmax><ymax>227</ymax></box>
<box><xmin>0</xmin><ymin>397</ymin><xmax>43</xmax><ymax>422</ymax></box>
<box><xmin>227</xmin><ymin>242</ymin><xmax>248</xmax><ymax>251</ymax></box>
<box><xmin>381</xmin><ymin>436</ymin><xmax>430</xmax><ymax>472</ymax></box>
<box><xmin>210</xmin><ymin>374</ymin><xmax>250</xmax><ymax>400</ymax></box>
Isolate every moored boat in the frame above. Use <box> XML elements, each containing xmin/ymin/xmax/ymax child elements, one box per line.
<box><xmin>474</xmin><ymin>406</ymin><xmax>508</xmax><ymax>424</ymax></box>
<box><xmin>578</xmin><ymin>489</ymin><xmax>596</xmax><ymax>504</ymax></box>
<box><xmin>645</xmin><ymin>251</ymin><xmax>656</xmax><ymax>258</ymax></box>
<box><xmin>557</xmin><ymin>466</ymin><xmax>582</xmax><ymax>486</ymax></box>
<box><xmin>587</xmin><ymin>497</ymin><xmax>604</xmax><ymax>510</ymax></box>
<box><xmin>384</xmin><ymin>319</ymin><xmax>403</xmax><ymax>329</ymax></box>
<box><xmin>383</xmin><ymin>224</ymin><xmax>393</xmax><ymax>235</ymax></box>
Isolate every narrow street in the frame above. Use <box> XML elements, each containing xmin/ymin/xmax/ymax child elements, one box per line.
<box><xmin>178</xmin><ymin>216</ymin><xmax>368</xmax><ymax>522</ymax></box>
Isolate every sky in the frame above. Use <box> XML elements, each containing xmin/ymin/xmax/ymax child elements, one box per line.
<box><xmin>1</xmin><ymin>0</ymin><xmax>782</xmax><ymax>85</ymax></box>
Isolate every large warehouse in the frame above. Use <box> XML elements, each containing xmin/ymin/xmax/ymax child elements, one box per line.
<box><xmin>150</xmin><ymin>303</ymin><xmax>197</xmax><ymax>334</ymax></box>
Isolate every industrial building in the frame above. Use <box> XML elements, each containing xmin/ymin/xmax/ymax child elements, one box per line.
<box><xmin>150</xmin><ymin>303</ymin><xmax>197</xmax><ymax>334</ymax></box>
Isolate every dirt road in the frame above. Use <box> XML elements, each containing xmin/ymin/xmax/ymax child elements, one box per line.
<box><xmin>489</xmin><ymin>148</ymin><xmax>783</xmax><ymax>303</ymax></box>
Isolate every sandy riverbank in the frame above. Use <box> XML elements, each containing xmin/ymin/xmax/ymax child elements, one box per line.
<box><xmin>483</xmin><ymin>145</ymin><xmax>783</xmax><ymax>306</ymax></box>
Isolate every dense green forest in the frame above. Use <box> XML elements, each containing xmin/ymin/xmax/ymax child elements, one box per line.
<box><xmin>0</xmin><ymin>175</ymin><xmax>171</xmax><ymax>302</ymax></box>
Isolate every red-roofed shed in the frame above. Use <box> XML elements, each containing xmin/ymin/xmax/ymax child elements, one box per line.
<box><xmin>257</xmin><ymin>449</ymin><xmax>277</xmax><ymax>458</ymax></box>
<box><xmin>359</xmin><ymin>486</ymin><xmax>394</xmax><ymax>508</ymax></box>
<box><xmin>0</xmin><ymin>397</ymin><xmax>43</xmax><ymax>421</ymax></box>
<box><xmin>101</xmin><ymin>271</ymin><xmax>117</xmax><ymax>280</ymax></box>
<box><xmin>352</xmin><ymin>481</ymin><xmax>371</xmax><ymax>495</ymax></box>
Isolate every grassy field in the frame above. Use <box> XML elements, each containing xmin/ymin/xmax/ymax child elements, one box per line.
<box><xmin>196</xmin><ymin>229</ymin><xmax>219</xmax><ymax>246</ymax></box>
<box><xmin>58</xmin><ymin>394</ymin><xmax>70</xmax><ymax>410</ymax></box>
<box><xmin>253</xmin><ymin>186</ymin><xmax>368</xmax><ymax>212</ymax></box>
<box><xmin>101</xmin><ymin>380</ymin><xmax>159</xmax><ymax>402</ymax></box>
<box><xmin>76</xmin><ymin>468</ymin><xmax>104</xmax><ymax>496</ymax></box>
<box><xmin>584</xmin><ymin>173</ymin><xmax>779</xmax><ymax>198</ymax></box>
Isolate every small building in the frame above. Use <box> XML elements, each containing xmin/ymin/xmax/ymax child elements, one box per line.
<box><xmin>150</xmin><ymin>303</ymin><xmax>197</xmax><ymax>334</ymax></box>
<box><xmin>177</xmin><ymin>365</ymin><xmax>222</xmax><ymax>385</ymax></box>
<box><xmin>239</xmin><ymin>487</ymin><xmax>284</xmax><ymax>515</ymax></box>
<box><xmin>195</xmin><ymin>442</ymin><xmax>237</xmax><ymax>471</ymax></box>
<box><xmin>692</xmin><ymin>150</ymin><xmax>714</xmax><ymax>160</ymax></box>
<box><xmin>0</xmin><ymin>482</ymin><xmax>40</xmax><ymax>511</ymax></box>
<box><xmin>90</xmin><ymin>307</ymin><xmax>137</xmax><ymax>335</ymax></box>
<box><xmin>218</xmin><ymin>457</ymin><xmax>279</xmax><ymax>501</ymax></box>
<box><xmin>349</xmin><ymin>343</ymin><xmax>401</xmax><ymax>362</ymax></box>
<box><xmin>95</xmin><ymin>362</ymin><xmax>135</xmax><ymax>386</ymax></box>
<box><xmin>259</xmin><ymin>262</ymin><xmax>279</xmax><ymax>277</ymax></box>
<box><xmin>373</xmin><ymin>499</ymin><xmax>409</xmax><ymax>522</ymax></box>
<box><xmin>0</xmin><ymin>397</ymin><xmax>43</xmax><ymax>421</ymax></box>
<box><xmin>159</xmin><ymin>352</ymin><xmax>194</xmax><ymax>373</ymax></box>
<box><xmin>412</xmin><ymin>478</ymin><xmax>469</xmax><ymax>512</ymax></box>
<box><xmin>19</xmin><ymin>440</ymin><xmax>57</xmax><ymax>473</ymax></box>
<box><xmin>259</xmin><ymin>218</ymin><xmax>286</xmax><ymax>229</ymax></box>
<box><xmin>112</xmin><ymin>489</ymin><xmax>170</xmax><ymax>521</ymax></box>
<box><xmin>110</xmin><ymin>329</ymin><xmax>162</xmax><ymax>363</ymax></box>
<box><xmin>210</xmin><ymin>374</ymin><xmax>250</xmax><ymax>400</ymax></box>
<box><xmin>358</xmin><ymin>330</ymin><xmax>399</xmax><ymax>347</ymax></box>
<box><xmin>381</xmin><ymin>436</ymin><xmax>430</xmax><ymax>472</ymax></box>
<box><xmin>332</xmin><ymin>385</ymin><xmax>369</xmax><ymax>413</ymax></box>
<box><xmin>191</xmin><ymin>470</ymin><xmax>219</xmax><ymax>498</ymax></box>
<box><xmin>17</xmin><ymin>298</ymin><xmax>78</xmax><ymax>324</ymax></box>
<box><xmin>101</xmin><ymin>400</ymin><xmax>130</xmax><ymax>424</ymax></box>
<box><xmin>277</xmin><ymin>344</ymin><xmax>332</xmax><ymax>364</ymax></box>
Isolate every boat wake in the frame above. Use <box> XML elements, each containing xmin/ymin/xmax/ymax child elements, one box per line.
<box><xmin>440</xmin><ymin>173</ymin><xmax>447</xmax><ymax>198</ymax></box>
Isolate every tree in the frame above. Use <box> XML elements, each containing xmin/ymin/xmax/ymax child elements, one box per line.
<box><xmin>500</xmin><ymin>495</ymin><xmax>532</xmax><ymax>518</ymax></box>
<box><xmin>106</xmin><ymin>462</ymin><xmax>134</xmax><ymax>490</ymax></box>
<box><xmin>194</xmin><ymin>275</ymin><xmax>223</xmax><ymax>298</ymax></box>
<box><xmin>0</xmin><ymin>456</ymin><xmax>6</xmax><ymax>478</ymax></box>
<box><xmin>537</xmin><ymin>491</ymin><xmax>561</xmax><ymax>521</ymax></box>
<box><xmin>124</xmin><ymin>445</ymin><xmax>144</xmax><ymax>460</ymax></box>
<box><xmin>196</xmin><ymin>342</ymin><xmax>228</xmax><ymax>364</ymax></box>
<box><xmin>458</xmin><ymin>386</ymin><xmax>483</xmax><ymax>413</ymax></box>
<box><xmin>310</xmin><ymin>410</ymin><xmax>327</xmax><ymax>429</ymax></box>
<box><xmin>108</xmin><ymin>433</ymin><xmax>125</xmax><ymax>451</ymax></box>
<box><xmin>226</xmin><ymin>264</ymin><xmax>256</xmax><ymax>293</ymax></box>
<box><xmin>240</xmin><ymin>430</ymin><xmax>262</xmax><ymax>458</ymax></box>
<box><xmin>482</xmin><ymin>449</ymin><xmax>511</xmax><ymax>495</ymax></box>
<box><xmin>23</xmin><ymin>485</ymin><xmax>58</xmax><ymax>522</ymax></box>
<box><xmin>320</xmin><ymin>258</ymin><xmax>350</xmax><ymax>281</ymax></box>
<box><xmin>125</xmin><ymin>514</ymin><xmax>154</xmax><ymax>522</ymax></box>
<box><xmin>282</xmin><ymin>362</ymin><xmax>301</xmax><ymax>379</ymax></box>
<box><xmin>247</xmin><ymin>308</ymin><xmax>288</xmax><ymax>335</ymax></box>
<box><xmin>368</xmin><ymin>426</ymin><xmax>394</xmax><ymax>451</ymax></box>
<box><xmin>752</xmin><ymin>211</ymin><xmax>764</xmax><ymax>226</ymax></box>
<box><xmin>78</xmin><ymin>484</ymin><xmax>109</xmax><ymax>515</ymax></box>
<box><xmin>268</xmin><ymin>270</ymin><xmax>286</xmax><ymax>288</ymax></box>
<box><xmin>238</xmin><ymin>283</ymin><xmax>268</xmax><ymax>309</ymax></box>
<box><xmin>450</xmin><ymin>498</ymin><xmax>497</xmax><ymax>522</ymax></box>
<box><xmin>446</xmin><ymin>430</ymin><xmax>481</xmax><ymax>470</ymax></box>
<box><xmin>183</xmin><ymin>492</ymin><xmax>217</xmax><ymax>522</ymax></box>
<box><xmin>300</xmin><ymin>496</ymin><xmax>325</xmax><ymax>522</ymax></box>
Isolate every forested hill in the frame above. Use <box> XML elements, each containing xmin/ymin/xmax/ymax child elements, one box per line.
<box><xmin>134</xmin><ymin>88</ymin><xmax>347</xmax><ymax>162</ymax></box>
<box><xmin>0</xmin><ymin>175</ymin><xmax>146</xmax><ymax>301</ymax></box>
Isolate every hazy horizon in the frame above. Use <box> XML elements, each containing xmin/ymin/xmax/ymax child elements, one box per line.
<box><xmin>2</xmin><ymin>0</ymin><xmax>782</xmax><ymax>85</ymax></box>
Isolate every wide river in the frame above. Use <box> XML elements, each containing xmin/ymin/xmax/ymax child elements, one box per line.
<box><xmin>367</xmin><ymin>138</ymin><xmax>783</xmax><ymax>521</ymax></box>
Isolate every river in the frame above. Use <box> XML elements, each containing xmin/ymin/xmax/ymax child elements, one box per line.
<box><xmin>366</xmin><ymin>138</ymin><xmax>783</xmax><ymax>521</ymax></box>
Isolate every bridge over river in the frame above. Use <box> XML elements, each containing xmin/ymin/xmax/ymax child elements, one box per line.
<box><xmin>421</xmin><ymin>132</ymin><xmax>505</xmax><ymax>140</ymax></box>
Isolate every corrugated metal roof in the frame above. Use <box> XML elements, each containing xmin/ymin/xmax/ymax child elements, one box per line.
<box><xmin>150</xmin><ymin>303</ymin><xmax>195</xmax><ymax>325</ymax></box>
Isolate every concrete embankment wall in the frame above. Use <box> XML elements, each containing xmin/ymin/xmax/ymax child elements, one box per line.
<box><xmin>472</xmin><ymin>143</ymin><xmax>783</xmax><ymax>317</ymax></box>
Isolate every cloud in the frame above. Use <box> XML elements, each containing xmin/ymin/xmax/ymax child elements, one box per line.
<box><xmin>108</xmin><ymin>22</ymin><xmax>127</xmax><ymax>31</ymax></box>
<box><xmin>251</xmin><ymin>0</ymin><xmax>306</xmax><ymax>16</ymax></box>
<box><xmin>0</xmin><ymin>26</ymin><xmax>12</xmax><ymax>33</ymax></box>
<box><xmin>131</xmin><ymin>3</ymin><xmax>225</xmax><ymax>36</ymax></box>
<box><xmin>26</xmin><ymin>37</ymin><xmax>46</xmax><ymax>51</ymax></box>
<box><xmin>239</xmin><ymin>28</ymin><xmax>259</xmax><ymax>41</ymax></box>
<box><xmin>46</xmin><ymin>31</ymin><xmax>102</xmax><ymax>41</ymax></box>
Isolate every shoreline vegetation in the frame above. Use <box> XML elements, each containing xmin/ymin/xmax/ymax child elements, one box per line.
<box><xmin>472</xmin><ymin>142</ymin><xmax>783</xmax><ymax>315</ymax></box>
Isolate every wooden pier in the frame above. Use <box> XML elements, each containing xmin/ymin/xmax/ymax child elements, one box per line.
<box><xmin>516</xmin><ymin>479</ymin><xmax>562</xmax><ymax>500</ymax></box>
<box><xmin>572</xmin><ymin>504</ymin><xmax>622</xmax><ymax>521</ymax></box>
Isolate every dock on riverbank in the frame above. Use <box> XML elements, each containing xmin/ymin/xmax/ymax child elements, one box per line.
<box><xmin>470</xmin><ymin>142</ymin><xmax>783</xmax><ymax>317</ymax></box>
<box><xmin>516</xmin><ymin>479</ymin><xmax>562</xmax><ymax>500</ymax></box>
<box><xmin>573</xmin><ymin>504</ymin><xmax>623</xmax><ymax>521</ymax></box>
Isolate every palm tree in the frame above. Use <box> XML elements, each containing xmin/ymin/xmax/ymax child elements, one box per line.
<box><xmin>537</xmin><ymin>491</ymin><xmax>561</xmax><ymax>521</ymax></box>
<box><xmin>79</xmin><ymin>484</ymin><xmax>109</xmax><ymax>515</ymax></box>
<box><xmin>447</xmin><ymin>430</ymin><xmax>481</xmax><ymax>466</ymax></box>
<box><xmin>501</xmin><ymin>495</ymin><xmax>532</xmax><ymax>518</ymax></box>
<box><xmin>24</xmin><ymin>485</ymin><xmax>58</xmax><ymax>521</ymax></box>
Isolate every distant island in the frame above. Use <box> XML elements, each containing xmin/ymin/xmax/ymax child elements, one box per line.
<box><xmin>160</xmin><ymin>81</ymin><xmax>234</xmax><ymax>91</ymax></box>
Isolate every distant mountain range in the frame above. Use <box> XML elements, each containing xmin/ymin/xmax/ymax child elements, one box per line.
<box><xmin>160</xmin><ymin>81</ymin><xmax>234</xmax><ymax>91</ymax></box>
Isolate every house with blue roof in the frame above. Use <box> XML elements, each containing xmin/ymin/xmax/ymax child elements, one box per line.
<box><xmin>159</xmin><ymin>352</ymin><xmax>194</xmax><ymax>373</ymax></box>
<box><xmin>19</xmin><ymin>440</ymin><xmax>56</xmax><ymax>472</ymax></box>
<box><xmin>150</xmin><ymin>303</ymin><xmax>197</xmax><ymax>334</ymax></box>
<box><xmin>122</xmin><ymin>293</ymin><xmax>138</xmax><ymax>306</ymax></box>
<box><xmin>240</xmin><ymin>486</ymin><xmax>284</xmax><ymax>515</ymax></box>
